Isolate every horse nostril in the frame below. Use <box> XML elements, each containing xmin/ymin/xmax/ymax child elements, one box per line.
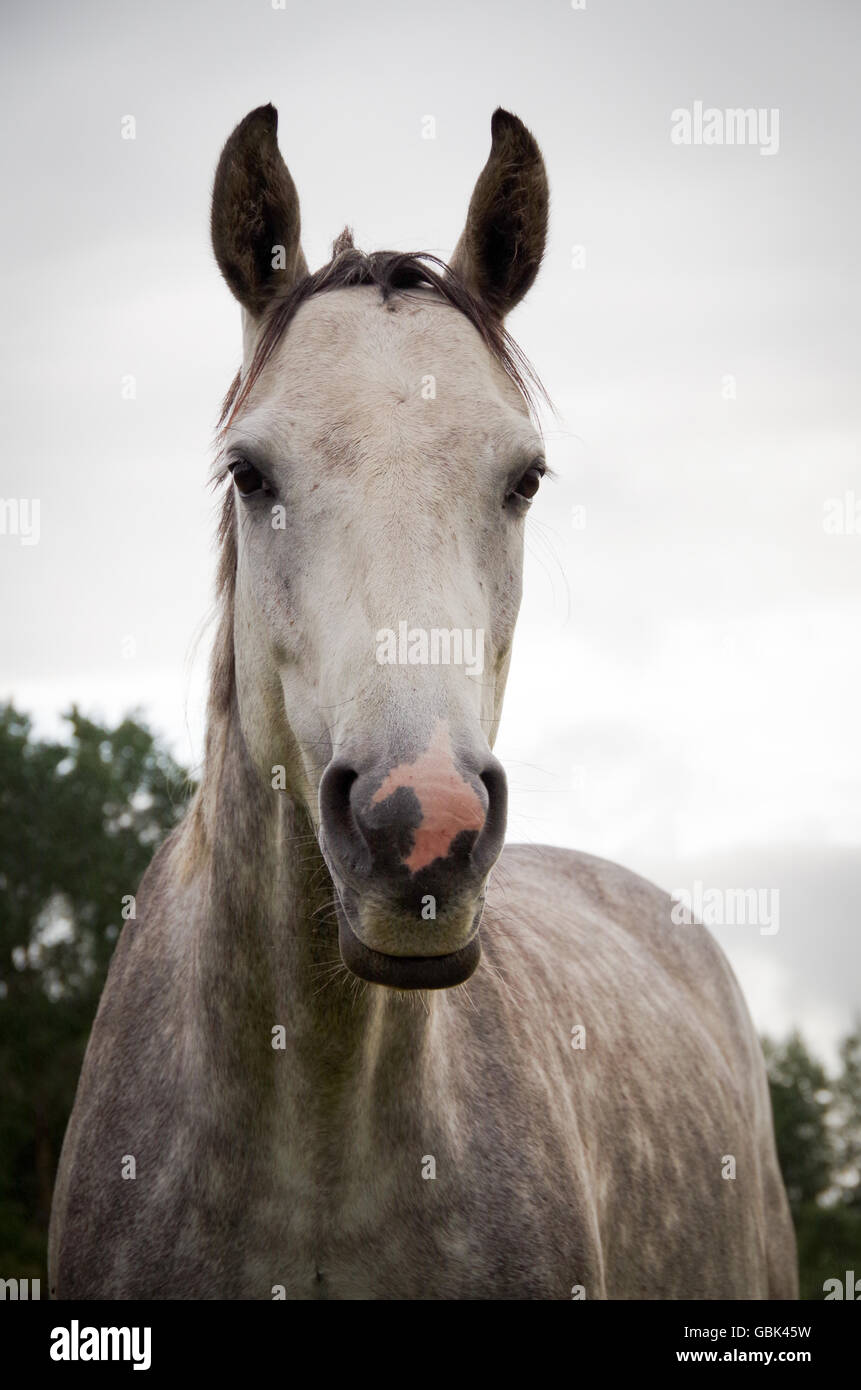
<box><xmin>326</xmin><ymin>762</ymin><xmax>359</xmax><ymax>806</ymax></box>
<box><xmin>473</xmin><ymin>757</ymin><xmax>508</xmax><ymax>874</ymax></box>
<box><xmin>319</xmin><ymin>761</ymin><xmax>370</xmax><ymax>877</ymax></box>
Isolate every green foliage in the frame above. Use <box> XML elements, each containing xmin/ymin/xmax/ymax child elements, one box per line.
<box><xmin>834</xmin><ymin>1028</ymin><xmax>861</xmax><ymax>1208</ymax></box>
<box><xmin>764</xmin><ymin>1029</ymin><xmax>861</xmax><ymax>1299</ymax></box>
<box><xmin>762</xmin><ymin>1031</ymin><xmax>834</xmax><ymax>1211</ymax></box>
<box><xmin>0</xmin><ymin>704</ymin><xmax>193</xmax><ymax>1280</ymax></box>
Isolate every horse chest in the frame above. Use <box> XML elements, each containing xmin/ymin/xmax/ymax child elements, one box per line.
<box><xmin>240</xmin><ymin>1108</ymin><xmax>597</xmax><ymax>1300</ymax></box>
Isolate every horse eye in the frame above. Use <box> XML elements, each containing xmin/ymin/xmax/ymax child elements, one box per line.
<box><xmin>229</xmin><ymin>459</ymin><xmax>270</xmax><ymax>497</ymax></box>
<box><xmin>512</xmin><ymin>463</ymin><xmax>545</xmax><ymax>502</ymax></box>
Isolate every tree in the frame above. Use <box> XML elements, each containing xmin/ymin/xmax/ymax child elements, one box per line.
<box><xmin>0</xmin><ymin>705</ymin><xmax>192</xmax><ymax>1278</ymax></box>
<box><xmin>834</xmin><ymin>1024</ymin><xmax>861</xmax><ymax>1208</ymax></box>
<box><xmin>764</xmin><ymin>1029</ymin><xmax>861</xmax><ymax>1299</ymax></box>
<box><xmin>762</xmin><ymin>1031</ymin><xmax>834</xmax><ymax>1215</ymax></box>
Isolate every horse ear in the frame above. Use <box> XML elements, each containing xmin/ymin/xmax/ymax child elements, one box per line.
<box><xmin>449</xmin><ymin>108</ymin><xmax>549</xmax><ymax>320</ymax></box>
<box><xmin>211</xmin><ymin>104</ymin><xmax>308</xmax><ymax>318</ymax></box>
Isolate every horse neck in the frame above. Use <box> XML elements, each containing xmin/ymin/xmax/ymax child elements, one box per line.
<box><xmin>185</xmin><ymin>673</ymin><xmax>439</xmax><ymax>1109</ymax></box>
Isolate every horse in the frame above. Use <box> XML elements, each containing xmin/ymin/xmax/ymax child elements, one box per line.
<box><xmin>49</xmin><ymin>105</ymin><xmax>797</xmax><ymax>1299</ymax></box>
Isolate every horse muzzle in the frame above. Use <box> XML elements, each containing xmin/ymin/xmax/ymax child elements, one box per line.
<box><xmin>318</xmin><ymin>729</ymin><xmax>507</xmax><ymax>989</ymax></box>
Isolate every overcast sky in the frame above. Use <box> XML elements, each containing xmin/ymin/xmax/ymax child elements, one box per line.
<box><xmin>1</xmin><ymin>0</ymin><xmax>858</xmax><ymax>1064</ymax></box>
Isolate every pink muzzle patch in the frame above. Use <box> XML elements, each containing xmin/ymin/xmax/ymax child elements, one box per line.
<box><xmin>371</xmin><ymin>722</ymin><xmax>486</xmax><ymax>872</ymax></box>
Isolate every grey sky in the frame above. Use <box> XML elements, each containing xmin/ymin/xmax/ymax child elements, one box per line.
<box><xmin>1</xmin><ymin>0</ymin><xmax>859</xmax><ymax>1062</ymax></box>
